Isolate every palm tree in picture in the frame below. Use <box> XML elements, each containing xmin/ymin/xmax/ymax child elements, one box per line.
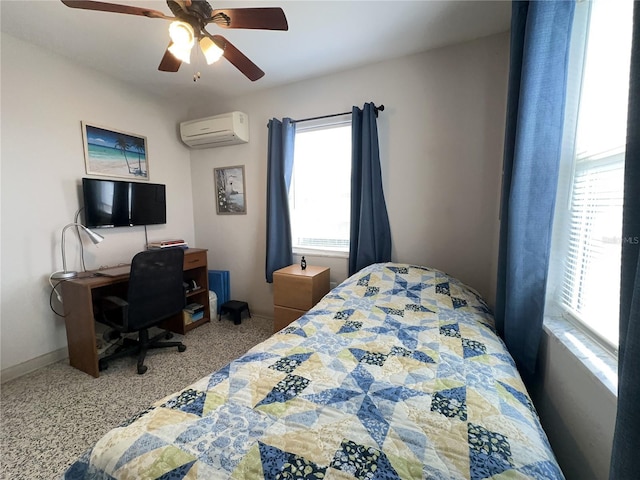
<box><xmin>115</xmin><ymin>136</ymin><xmax>132</xmax><ymax>173</ymax></box>
<box><xmin>132</xmin><ymin>137</ymin><xmax>146</xmax><ymax>176</ymax></box>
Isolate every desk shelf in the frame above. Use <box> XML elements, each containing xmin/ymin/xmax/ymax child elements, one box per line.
<box><xmin>186</xmin><ymin>287</ymin><xmax>206</xmax><ymax>298</ymax></box>
<box><xmin>171</xmin><ymin>249</ymin><xmax>211</xmax><ymax>335</ymax></box>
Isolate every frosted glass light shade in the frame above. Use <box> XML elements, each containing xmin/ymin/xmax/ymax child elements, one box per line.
<box><xmin>200</xmin><ymin>37</ymin><xmax>223</xmax><ymax>64</ymax></box>
<box><xmin>168</xmin><ymin>21</ymin><xmax>194</xmax><ymax>63</ymax></box>
<box><xmin>168</xmin><ymin>43</ymin><xmax>192</xmax><ymax>64</ymax></box>
<box><xmin>169</xmin><ymin>21</ymin><xmax>194</xmax><ymax>48</ymax></box>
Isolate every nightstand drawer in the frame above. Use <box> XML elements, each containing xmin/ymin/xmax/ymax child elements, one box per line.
<box><xmin>274</xmin><ymin>305</ymin><xmax>305</xmax><ymax>332</ymax></box>
<box><xmin>274</xmin><ymin>275</ymin><xmax>315</xmax><ymax>310</ymax></box>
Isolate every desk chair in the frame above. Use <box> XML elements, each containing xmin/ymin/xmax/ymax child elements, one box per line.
<box><xmin>96</xmin><ymin>248</ymin><xmax>187</xmax><ymax>374</ymax></box>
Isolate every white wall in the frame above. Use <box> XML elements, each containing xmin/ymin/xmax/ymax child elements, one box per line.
<box><xmin>186</xmin><ymin>32</ymin><xmax>509</xmax><ymax>317</ymax></box>
<box><xmin>0</xmin><ymin>34</ymin><xmax>195</xmax><ymax>374</ymax></box>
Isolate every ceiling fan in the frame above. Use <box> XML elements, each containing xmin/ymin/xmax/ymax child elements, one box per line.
<box><xmin>60</xmin><ymin>0</ymin><xmax>288</xmax><ymax>81</ymax></box>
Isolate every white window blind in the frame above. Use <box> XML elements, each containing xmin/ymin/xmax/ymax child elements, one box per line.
<box><xmin>560</xmin><ymin>150</ymin><xmax>624</xmax><ymax>347</ymax></box>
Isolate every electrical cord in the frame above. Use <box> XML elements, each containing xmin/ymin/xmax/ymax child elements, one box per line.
<box><xmin>48</xmin><ymin>274</ymin><xmax>67</xmax><ymax>317</ymax></box>
<box><xmin>48</xmin><ymin>275</ymin><xmax>122</xmax><ymax>353</ymax></box>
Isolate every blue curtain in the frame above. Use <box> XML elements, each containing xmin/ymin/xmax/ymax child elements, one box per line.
<box><xmin>610</xmin><ymin>3</ymin><xmax>640</xmax><ymax>478</ymax></box>
<box><xmin>495</xmin><ymin>1</ymin><xmax>575</xmax><ymax>377</ymax></box>
<box><xmin>349</xmin><ymin>103</ymin><xmax>391</xmax><ymax>276</ymax></box>
<box><xmin>265</xmin><ymin>118</ymin><xmax>295</xmax><ymax>283</ymax></box>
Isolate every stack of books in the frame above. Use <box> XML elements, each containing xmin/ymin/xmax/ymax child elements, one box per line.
<box><xmin>183</xmin><ymin>303</ymin><xmax>204</xmax><ymax>325</ymax></box>
<box><xmin>147</xmin><ymin>239</ymin><xmax>188</xmax><ymax>250</ymax></box>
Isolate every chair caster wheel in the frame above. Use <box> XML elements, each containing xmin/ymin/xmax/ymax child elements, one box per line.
<box><xmin>137</xmin><ymin>365</ymin><xmax>148</xmax><ymax>375</ymax></box>
<box><xmin>165</xmin><ymin>332</ymin><xmax>174</xmax><ymax>340</ymax></box>
<box><xmin>98</xmin><ymin>359</ymin><xmax>108</xmax><ymax>371</ymax></box>
<box><xmin>178</xmin><ymin>344</ymin><xmax>186</xmax><ymax>352</ymax></box>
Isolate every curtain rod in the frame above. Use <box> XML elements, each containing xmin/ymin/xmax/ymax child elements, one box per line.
<box><xmin>292</xmin><ymin>104</ymin><xmax>385</xmax><ymax>124</ymax></box>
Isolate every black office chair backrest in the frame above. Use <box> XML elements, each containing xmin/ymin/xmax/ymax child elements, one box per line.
<box><xmin>126</xmin><ymin>248</ymin><xmax>185</xmax><ymax>330</ymax></box>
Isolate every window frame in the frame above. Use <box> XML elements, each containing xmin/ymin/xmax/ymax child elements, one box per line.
<box><xmin>545</xmin><ymin>0</ymin><xmax>632</xmax><ymax>361</ymax></box>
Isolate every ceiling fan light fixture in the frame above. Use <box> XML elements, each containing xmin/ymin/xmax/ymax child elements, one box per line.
<box><xmin>167</xmin><ymin>21</ymin><xmax>194</xmax><ymax>64</ymax></box>
<box><xmin>199</xmin><ymin>37</ymin><xmax>223</xmax><ymax>64</ymax></box>
<box><xmin>169</xmin><ymin>21</ymin><xmax>195</xmax><ymax>49</ymax></box>
<box><xmin>168</xmin><ymin>42</ymin><xmax>192</xmax><ymax>64</ymax></box>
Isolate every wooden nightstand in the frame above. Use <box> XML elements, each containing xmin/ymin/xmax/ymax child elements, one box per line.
<box><xmin>273</xmin><ymin>264</ymin><xmax>330</xmax><ymax>332</ymax></box>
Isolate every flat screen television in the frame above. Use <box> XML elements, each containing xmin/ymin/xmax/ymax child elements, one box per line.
<box><xmin>82</xmin><ymin>177</ymin><xmax>166</xmax><ymax>228</ymax></box>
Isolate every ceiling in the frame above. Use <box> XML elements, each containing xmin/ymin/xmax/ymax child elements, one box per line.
<box><xmin>1</xmin><ymin>1</ymin><xmax>511</xmax><ymax>104</ymax></box>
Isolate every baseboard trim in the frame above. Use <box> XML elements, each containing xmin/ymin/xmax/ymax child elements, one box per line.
<box><xmin>1</xmin><ymin>347</ymin><xmax>68</xmax><ymax>384</ymax></box>
<box><xmin>1</xmin><ymin>316</ymin><xmax>275</xmax><ymax>383</ymax></box>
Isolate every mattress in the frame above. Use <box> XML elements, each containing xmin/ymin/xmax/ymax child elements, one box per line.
<box><xmin>64</xmin><ymin>262</ymin><xmax>563</xmax><ymax>479</ymax></box>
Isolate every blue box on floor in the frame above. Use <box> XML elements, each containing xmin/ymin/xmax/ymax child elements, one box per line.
<box><xmin>208</xmin><ymin>270</ymin><xmax>230</xmax><ymax>313</ymax></box>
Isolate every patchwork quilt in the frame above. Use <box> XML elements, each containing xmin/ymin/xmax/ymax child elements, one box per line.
<box><xmin>64</xmin><ymin>263</ymin><xmax>563</xmax><ymax>479</ymax></box>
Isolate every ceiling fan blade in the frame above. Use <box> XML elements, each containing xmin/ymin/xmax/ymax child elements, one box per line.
<box><xmin>60</xmin><ymin>1</ymin><xmax>170</xmax><ymax>19</ymax></box>
<box><xmin>210</xmin><ymin>8</ymin><xmax>288</xmax><ymax>31</ymax></box>
<box><xmin>212</xmin><ymin>35</ymin><xmax>265</xmax><ymax>81</ymax></box>
<box><xmin>158</xmin><ymin>44</ymin><xmax>182</xmax><ymax>72</ymax></box>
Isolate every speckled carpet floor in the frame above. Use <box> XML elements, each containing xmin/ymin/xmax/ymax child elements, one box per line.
<box><xmin>1</xmin><ymin>315</ymin><xmax>273</xmax><ymax>480</ymax></box>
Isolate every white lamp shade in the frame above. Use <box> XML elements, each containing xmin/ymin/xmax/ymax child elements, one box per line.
<box><xmin>200</xmin><ymin>37</ymin><xmax>223</xmax><ymax>64</ymax></box>
<box><xmin>168</xmin><ymin>21</ymin><xmax>194</xmax><ymax>63</ymax></box>
<box><xmin>169</xmin><ymin>21</ymin><xmax>194</xmax><ymax>48</ymax></box>
<box><xmin>168</xmin><ymin>42</ymin><xmax>192</xmax><ymax>64</ymax></box>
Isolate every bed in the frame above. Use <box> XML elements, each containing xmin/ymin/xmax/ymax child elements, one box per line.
<box><xmin>64</xmin><ymin>263</ymin><xmax>563</xmax><ymax>479</ymax></box>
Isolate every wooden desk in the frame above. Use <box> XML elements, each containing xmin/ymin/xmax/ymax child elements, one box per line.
<box><xmin>60</xmin><ymin>248</ymin><xmax>210</xmax><ymax>377</ymax></box>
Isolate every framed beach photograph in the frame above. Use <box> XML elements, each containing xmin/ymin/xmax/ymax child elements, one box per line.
<box><xmin>214</xmin><ymin>165</ymin><xmax>246</xmax><ymax>215</ymax></box>
<box><xmin>82</xmin><ymin>121</ymin><xmax>149</xmax><ymax>180</ymax></box>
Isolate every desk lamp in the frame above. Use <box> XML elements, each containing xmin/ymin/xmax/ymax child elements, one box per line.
<box><xmin>51</xmin><ymin>223</ymin><xmax>104</xmax><ymax>280</ymax></box>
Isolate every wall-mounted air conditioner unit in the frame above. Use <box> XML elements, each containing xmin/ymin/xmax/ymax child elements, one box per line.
<box><xmin>180</xmin><ymin>111</ymin><xmax>249</xmax><ymax>149</ymax></box>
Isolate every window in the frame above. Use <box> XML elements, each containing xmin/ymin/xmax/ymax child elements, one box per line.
<box><xmin>289</xmin><ymin>119</ymin><xmax>352</xmax><ymax>255</ymax></box>
<box><xmin>560</xmin><ymin>149</ymin><xmax>624</xmax><ymax>347</ymax></box>
<box><xmin>548</xmin><ymin>0</ymin><xmax>633</xmax><ymax>351</ymax></box>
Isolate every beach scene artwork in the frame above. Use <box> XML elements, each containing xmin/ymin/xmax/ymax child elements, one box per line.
<box><xmin>82</xmin><ymin>122</ymin><xmax>149</xmax><ymax>180</ymax></box>
<box><xmin>214</xmin><ymin>165</ymin><xmax>246</xmax><ymax>214</ymax></box>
